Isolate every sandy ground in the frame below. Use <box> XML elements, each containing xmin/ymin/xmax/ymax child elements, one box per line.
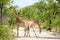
<box><xmin>12</xmin><ymin>27</ymin><xmax>60</xmax><ymax>40</ymax></box>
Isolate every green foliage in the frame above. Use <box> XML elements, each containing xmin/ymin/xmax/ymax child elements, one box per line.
<box><xmin>0</xmin><ymin>0</ymin><xmax>12</xmax><ymax>4</ymax></box>
<box><xmin>0</xmin><ymin>0</ymin><xmax>15</xmax><ymax>40</ymax></box>
<box><xmin>17</xmin><ymin>0</ymin><xmax>60</xmax><ymax>32</ymax></box>
<box><xmin>4</xmin><ymin>7</ymin><xmax>16</xmax><ymax>26</ymax></box>
<box><xmin>0</xmin><ymin>23</ymin><xmax>13</xmax><ymax>40</ymax></box>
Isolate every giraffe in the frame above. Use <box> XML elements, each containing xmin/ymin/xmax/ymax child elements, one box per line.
<box><xmin>27</xmin><ymin>18</ymin><xmax>41</xmax><ymax>37</ymax></box>
<box><xmin>9</xmin><ymin>6</ymin><xmax>41</xmax><ymax>37</ymax></box>
<box><xmin>9</xmin><ymin>6</ymin><xmax>29</xmax><ymax>37</ymax></box>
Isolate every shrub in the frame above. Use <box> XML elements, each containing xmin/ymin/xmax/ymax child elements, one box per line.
<box><xmin>0</xmin><ymin>23</ymin><xmax>13</xmax><ymax>40</ymax></box>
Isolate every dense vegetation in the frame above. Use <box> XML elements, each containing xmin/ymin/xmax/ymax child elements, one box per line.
<box><xmin>0</xmin><ymin>0</ymin><xmax>60</xmax><ymax>40</ymax></box>
<box><xmin>19</xmin><ymin>0</ymin><xmax>60</xmax><ymax>32</ymax></box>
<box><xmin>0</xmin><ymin>0</ymin><xmax>14</xmax><ymax>40</ymax></box>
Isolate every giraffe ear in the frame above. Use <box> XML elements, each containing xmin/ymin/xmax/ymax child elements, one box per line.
<box><xmin>9</xmin><ymin>6</ymin><xmax>13</xmax><ymax>9</ymax></box>
<box><xmin>9</xmin><ymin>6</ymin><xmax>15</xmax><ymax>9</ymax></box>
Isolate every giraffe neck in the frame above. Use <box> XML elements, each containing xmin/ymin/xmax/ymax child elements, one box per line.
<box><xmin>12</xmin><ymin>8</ymin><xmax>19</xmax><ymax>18</ymax></box>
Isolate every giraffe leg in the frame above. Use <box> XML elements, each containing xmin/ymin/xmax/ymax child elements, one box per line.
<box><xmin>26</xmin><ymin>30</ymin><xmax>30</xmax><ymax>37</ymax></box>
<box><xmin>24</xmin><ymin>29</ymin><xmax>26</xmax><ymax>37</ymax></box>
<box><xmin>17</xmin><ymin>26</ymin><xmax>19</xmax><ymax>37</ymax></box>
<box><xmin>28</xmin><ymin>27</ymin><xmax>30</xmax><ymax>37</ymax></box>
<box><xmin>27</xmin><ymin>26</ymin><xmax>30</xmax><ymax>37</ymax></box>
<box><xmin>24</xmin><ymin>28</ymin><xmax>28</xmax><ymax>37</ymax></box>
<box><xmin>32</xmin><ymin>27</ymin><xmax>37</xmax><ymax>37</ymax></box>
<box><xmin>28</xmin><ymin>31</ymin><xmax>30</xmax><ymax>37</ymax></box>
<box><xmin>26</xmin><ymin>30</ymin><xmax>28</xmax><ymax>37</ymax></box>
<box><xmin>38</xmin><ymin>24</ymin><xmax>41</xmax><ymax>34</ymax></box>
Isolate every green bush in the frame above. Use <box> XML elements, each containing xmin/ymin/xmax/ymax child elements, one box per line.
<box><xmin>0</xmin><ymin>23</ymin><xmax>13</xmax><ymax>40</ymax></box>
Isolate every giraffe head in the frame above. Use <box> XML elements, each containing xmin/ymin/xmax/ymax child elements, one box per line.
<box><xmin>9</xmin><ymin>6</ymin><xmax>19</xmax><ymax>18</ymax></box>
<box><xmin>9</xmin><ymin>6</ymin><xmax>15</xmax><ymax>11</ymax></box>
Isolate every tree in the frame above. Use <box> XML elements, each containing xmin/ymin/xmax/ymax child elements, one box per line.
<box><xmin>0</xmin><ymin>0</ymin><xmax>14</xmax><ymax>40</ymax></box>
<box><xmin>19</xmin><ymin>0</ymin><xmax>60</xmax><ymax>32</ymax></box>
<box><xmin>0</xmin><ymin>0</ymin><xmax>12</xmax><ymax>22</ymax></box>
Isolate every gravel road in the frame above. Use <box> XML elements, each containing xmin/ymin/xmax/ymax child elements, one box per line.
<box><xmin>12</xmin><ymin>27</ymin><xmax>60</xmax><ymax>40</ymax></box>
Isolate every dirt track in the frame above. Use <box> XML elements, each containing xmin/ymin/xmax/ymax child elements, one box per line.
<box><xmin>13</xmin><ymin>27</ymin><xmax>60</xmax><ymax>40</ymax></box>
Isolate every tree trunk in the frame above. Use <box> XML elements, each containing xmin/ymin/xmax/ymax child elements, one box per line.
<box><xmin>0</xmin><ymin>3</ymin><xmax>3</xmax><ymax>22</ymax></box>
<box><xmin>1</xmin><ymin>7</ymin><xmax>2</xmax><ymax>21</ymax></box>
